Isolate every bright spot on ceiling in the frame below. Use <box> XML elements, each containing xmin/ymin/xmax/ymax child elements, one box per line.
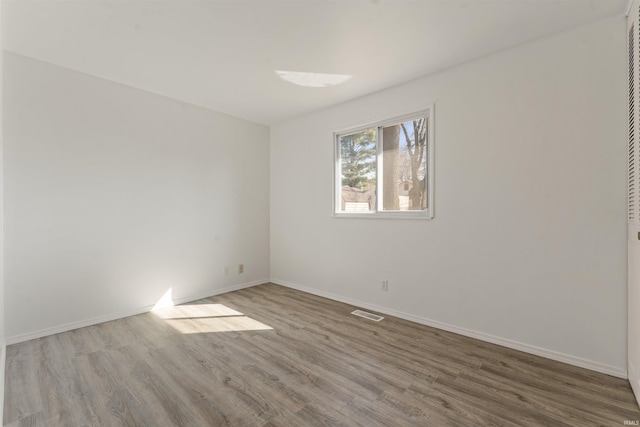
<box><xmin>276</xmin><ymin>70</ymin><xmax>352</xmax><ymax>88</ymax></box>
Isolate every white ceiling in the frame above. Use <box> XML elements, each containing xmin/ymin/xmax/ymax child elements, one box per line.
<box><xmin>2</xmin><ymin>0</ymin><xmax>630</xmax><ymax>125</ymax></box>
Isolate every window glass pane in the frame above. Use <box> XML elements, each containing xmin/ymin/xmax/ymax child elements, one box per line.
<box><xmin>381</xmin><ymin>118</ymin><xmax>428</xmax><ymax>211</ymax></box>
<box><xmin>338</xmin><ymin>129</ymin><xmax>377</xmax><ymax>213</ymax></box>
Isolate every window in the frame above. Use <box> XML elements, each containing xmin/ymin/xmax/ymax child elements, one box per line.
<box><xmin>334</xmin><ymin>108</ymin><xmax>434</xmax><ymax>218</ymax></box>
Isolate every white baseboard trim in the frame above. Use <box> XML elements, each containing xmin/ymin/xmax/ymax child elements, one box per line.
<box><xmin>6</xmin><ymin>279</ymin><xmax>268</xmax><ymax>345</ymax></box>
<box><xmin>271</xmin><ymin>278</ymin><xmax>627</xmax><ymax>379</ymax></box>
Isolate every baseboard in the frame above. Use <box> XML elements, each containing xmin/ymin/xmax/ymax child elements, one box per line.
<box><xmin>271</xmin><ymin>278</ymin><xmax>627</xmax><ymax>379</ymax></box>
<box><xmin>6</xmin><ymin>279</ymin><xmax>268</xmax><ymax>345</ymax></box>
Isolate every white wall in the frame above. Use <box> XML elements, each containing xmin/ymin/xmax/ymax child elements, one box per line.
<box><xmin>270</xmin><ymin>16</ymin><xmax>628</xmax><ymax>375</ymax></box>
<box><xmin>4</xmin><ymin>52</ymin><xmax>270</xmax><ymax>341</ymax></box>
<box><xmin>0</xmin><ymin>3</ymin><xmax>6</xmax><ymax>421</ymax></box>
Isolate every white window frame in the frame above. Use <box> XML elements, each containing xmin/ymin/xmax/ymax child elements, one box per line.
<box><xmin>333</xmin><ymin>106</ymin><xmax>435</xmax><ymax>219</ymax></box>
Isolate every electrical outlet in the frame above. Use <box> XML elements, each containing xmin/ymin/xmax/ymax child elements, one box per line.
<box><xmin>239</xmin><ymin>264</ymin><xmax>244</xmax><ymax>274</ymax></box>
<box><xmin>381</xmin><ymin>280</ymin><xmax>389</xmax><ymax>291</ymax></box>
<box><xmin>224</xmin><ymin>265</ymin><xmax>229</xmax><ymax>276</ymax></box>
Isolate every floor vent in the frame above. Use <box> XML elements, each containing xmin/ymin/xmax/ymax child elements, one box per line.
<box><xmin>351</xmin><ymin>310</ymin><xmax>384</xmax><ymax>322</ymax></box>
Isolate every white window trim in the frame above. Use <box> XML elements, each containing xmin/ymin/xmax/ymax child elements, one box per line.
<box><xmin>333</xmin><ymin>106</ymin><xmax>435</xmax><ymax>219</ymax></box>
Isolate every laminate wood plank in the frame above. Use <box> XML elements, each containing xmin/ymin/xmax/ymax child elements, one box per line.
<box><xmin>119</xmin><ymin>313</ymin><xmax>181</xmax><ymax>350</ymax></box>
<box><xmin>185</xmin><ymin>345</ymin><xmax>300</xmax><ymax>424</ymax></box>
<box><xmin>81</xmin><ymin>351</ymin><xmax>152</xmax><ymax>426</ymax></box>
<box><xmin>236</xmin><ymin>286</ymin><xmax>482</xmax><ymax>375</ymax></box>
<box><xmin>262</xmin><ymin>329</ymin><xmax>400</xmax><ymax>399</ymax></box>
<box><xmin>3</xmin><ymin>411</ymin><xmax>46</xmax><ymax>427</ymax></box>
<box><xmin>143</xmin><ymin>342</ymin><xmax>262</xmax><ymax>426</ymax></box>
<box><xmin>241</xmin><ymin>338</ymin><xmax>359</xmax><ymax>414</ymax></box>
<box><xmin>263</xmin><ymin>402</ymin><xmax>363</xmax><ymax>427</ymax></box>
<box><xmin>247</xmin><ymin>332</ymin><xmax>379</xmax><ymax>404</ymax></box>
<box><xmin>292</xmin><ymin>404</ymin><xmax>361</xmax><ymax>427</ymax></box>
<box><xmin>3</xmin><ymin>345</ymin><xmax>42</xmax><ymax>424</ymax></box>
<box><xmin>298</xmin><ymin>320</ymin><xmax>463</xmax><ymax>381</ymax></box>
<box><xmin>182</xmin><ymin>330</ymin><xmax>311</xmax><ymax>424</ymax></box>
<box><xmin>136</xmin><ymin>343</ymin><xmax>252</xmax><ymax>427</ymax></box>
<box><xmin>56</xmin><ymin>327</ymin><xmax>103</xmax><ymax>358</ymax></box>
<box><xmin>229</xmin><ymin>289</ymin><xmax>461</xmax><ymax>385</ymax></box>
<box><xmin>339</xmin><ymin>394</ymin><xmax>429</xmax><ymax>427</ymax></box>
<box><xmin>84</xmin><ymin>319</ymin><xmax>135</xmax><ymax>352</ymax></box>
<box><xmin>5</xmin><ymin>283</ymin><xmax>640</xmax><ymax>426</ymax></box>
<box><xmin>432</xmin><ymin>373</ymin><xmax>577</xmax><ymax>427</ymax></box>
<box><xmin>403</xmin><ymin>380</ymin><xmax>523</xmax><ymax>427</ymax></box>
<box><xmin>458</xmin><ymin>367</ymin><xmax>629</xmax><ymax>427</ymax></box>
<box><xmin>72</xmin><ymin>350</ymin><xmax>151</xmax><ymax>427</ymax></box>
<box><xmin>104</xmin><ymin>344</ymin><xmax>198</xmax><ymax>426</ymax></box>
<box><xmin>37</xmin><ymin>362</ymin><xmax>80</xmax><ymax>426</ymax></box>
<box><xmin>477</xmin><ymin>361</ymin><xmax>640</xmax><ymax>423</ymax></box>
<box><xmin>480</xmin><ymin>352</ymin><xmax>639</xmax><ymax>412</ymax></box>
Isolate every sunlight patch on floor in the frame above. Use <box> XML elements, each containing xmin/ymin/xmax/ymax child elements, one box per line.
<box><xmin>153</xmin><ymin>303</ymin><xmax>243</xmax><ymax>319</ymax></box>
<box><xmin>165</xmin><ymin>316</ymin><xmax>273</xmax><ymax>334</ymax></box>
<box><xmin>152</xmin><ymin>303</ymin><xmax>272</xmax><ymax>333</ymax></box>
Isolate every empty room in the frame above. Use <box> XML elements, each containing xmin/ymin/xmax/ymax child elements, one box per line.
<box><xmin>1</xmin><ymin>0</ymin><xmax>640</xmax><ymax>425</ymax></box>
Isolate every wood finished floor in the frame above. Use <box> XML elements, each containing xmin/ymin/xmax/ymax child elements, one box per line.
<box><xmin>4</xmin><ymin>283</ymin><xmax>640</xmax><ymax>426</ymax></box>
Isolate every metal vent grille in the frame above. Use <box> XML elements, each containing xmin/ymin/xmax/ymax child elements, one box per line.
<box><xmin>351</xmin><ymin>310</ymin><xmax>384</xmax><ymax>322</ymax></box>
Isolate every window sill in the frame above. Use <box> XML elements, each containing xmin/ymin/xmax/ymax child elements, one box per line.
<box><xmin>332</xmin><ymin>211</ymin><xmax>433</xmax><ymax>220</ymax></box>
